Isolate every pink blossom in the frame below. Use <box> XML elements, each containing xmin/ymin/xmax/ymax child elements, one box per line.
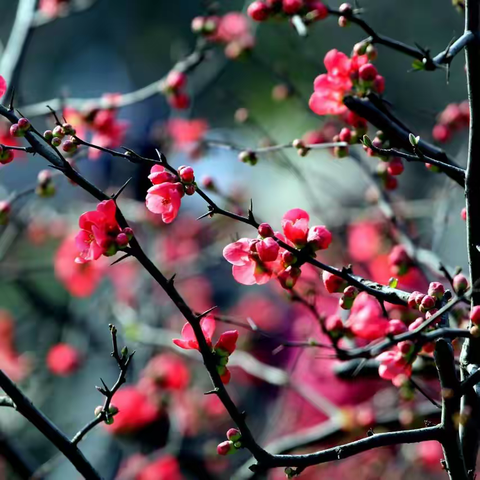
<box><xmin>282</xmin><ymin>208</ymin><xmax>310</xmax><ymax>246</ymax></box>
<box><xmin>0</xmin><ymin>76</ymin><xmax>6</xmax><ymax>98</ymax></box>
<box><xmin>46</xmin><ymin>343</ymin><xmax>80</xmax><ymax>376</ymax></box>
<box><xmin>139</xmin><ymin>353</ymin><xmax>190</xmax><ymax>394</ymax></box>
<box><xmin>167</xmin><ymin>118</ymin><xmax>208</xmax><ymax>151</ymax></box>
<box><xmin>136</xmin><ymin>455</ymin><xmax>183</xmax><ymax>480</ymax></box>
<box><xmin>146</xmin><ymin>182</ymin><xmax>184</xmax><ymax>223</ymax></box>
<box><xmin>223</xmin><ymin>238</ymin><xmax>276</xmax><ymax>285</ymax></box>
<box><xmin>309</xmin><ymin>50</ymin><xmax>354</xmax><ymax>116</ymax></box>
<box><xmin>106</xmin><ymin>386</ymin><xmax>161</xmax><ymax>434</ymax></box>
<box><xmin>75</xmin><ymin>200</ymin><xmax>131</xmax><ymax>263</ymax></box>
<box><xmin>376</xmin><ymin>347</ymin><xmax>412</xmax><ymax>386</ymax></box>
<box><xmin>55</xmin><ymin>235</ymin><xmax>106</xmax><ymax>297</ymax></box>
<box><xmin>256</xmin><ymin>237</ymin><xmax>279</xmax><ymax>262</ymax></box>
<box><xmin>215</xmin><ymin>330</ymin><xmax>239</xmax><ymax>355</ymax></box>
<box><xmin>347</xmin><ymin>292</ymin><xmax>389</xmax><ymax>340</ymax></box>
<box><xmin>307</xmin><ymin>225</ymin><xmax>332</xmax><ymax>251</ymax></box>
<box><xmin>173</xmin><ymin>316</ymin><xmax>216</xmax><ymax>350</ymax></box>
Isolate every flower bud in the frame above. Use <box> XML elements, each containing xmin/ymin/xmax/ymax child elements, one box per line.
<box><xmin>282</xmin><ymin>0</ymin><xmax>303</xmax><ymax>15</ymax></box>
<box><xmin>36</xmin><ymin>170</ymin><xmax>56</xmax><ymax>198</ymax></box>
<box><xmin>338</xmin><ymin>127</ymin><xmax>352</xmax><ymax>143</ymax></box>
<box><xmin>184</xmin><ymin>184</ymin><xmax>196</xmax><ymax>196</ymax></box>
<box><xmin>470</xmin><ymin>306</ymin><xmax>480</xmax><ymax>325</ymax></box>
<box><xmin>238</xmin><ymin>150</ymin><xmax>258</xmax><ymax>165</ymax></box>
<box><xmin>62</xmin><ymin>140</ymin><xmax>78</xmax><ymax>154</ymax></box>
<box><xmin>325</xmin><ymin>314</ymin><xmax>343</xmax><ymax>333</ymax></box>
<box><xmin>217</xmin><ymin>440</ymin><xmax>235</xmax><ymax>456</ymax></box>
<box><xmin>387</xmin><ymin>319</ymin><xmax>407</xmax><ymax>336</ymax></box>
<box><xmin>178</xmin><ymin>165</ymin><xmax>195</xmax><ymax>183</ymax></box>
<box><xmin>51</xmin><ymin>137</ymin><xmax>62</xmax><ymax>147</ymax></box>
<box><xmin>408</xmin><ymin>291</ymin><xmax>420</xmax><ymax>309</ymax></box>
<box><xmin>227</xmin><ymin>428</ymin><xmax>242</xmax><ymax>442</ymax></box>
<box><xmin>453</xmin><ymin>274</ymin><xmax>469</xmax><ymax>295</ymax></box>
<box><xmin>10</xmin><ymin>124</ymin><xmax>23</xmax><ymax>137</ymax></box>
<box><xmin>387</xmin><ymin>158</ymin><xmax>404</xmax><ymax>176</ymax></box>
<box><xmin>44</xmin><ymin>130</ymin><xmax>53</xmax><ymax>141</ymax></box>
<box><xmin>258</xmin><ymin>223</ymin><xmax>274</xmax><ymax>238</ymax></box>
<box><xmin>419</xmin><ymin>295</ymin><xmax>436</xmax><ymax>312</ymax></box>
<box><xmin>168</xmin><ymin>92</ymin><xmax>190</xmax><ymax>110</ymax></box>
<box><xmin>201</xmin><ymin>176</ymin><xmax>216</xmax><ymax>190</ymax></box>
<box><xmin>116</xmin><ymin>232</ymin><xmax>129</xmax><ymax>247</ymax></box>
<box><xmin>322</xmin><ymin>271</ymin><xmax>347</xmax><ymax>293</ymax></box>
<box><xmin>257</xmin><ymin>237</ymin><xmax>279</xmax><ymax>262</ymax></box>
<box><xmin>215</xmin><ymin>330</ymin><xmax>239</xmax><ymax>356</ymax></box>
<box><xmin>0</xmin><ymin>148</ymin><xmax>14</xmax><ymax>165</ymax></box>
<box><xmin>398</xmin><ymin>340</ymin><xmax>414</xmax><ymax>355</ymax></box>
<box><xmin>247</xmin><ymin>1</ymin><xmax>271</xmax><ymax>21</ymax></box>
<box><xmin>52</xmin><ymin>125</ymin><xmax>65</xmax><ymax>138</ymax></box>
<box><xmin>307</xmin><ymin>225</ymin><xmax>332</xmax><ymax>251</ymax></box>
<box><xmin>17</xmin><ymin>117</ymin><xmax>31</xmax><ymax>131</ymax></box>
<box><xmin>278</xmin><ymin>266</ymin><xmax>302</xmax><ymax>289</ymax></box>
<box><xmin>428</xmin><ymin>282</ymin><xmax>445</xmax><ymax>300</ymax></box>
<box><xmin>359</xmin><ymin>63</ymin><xmax>378</xmax><ymax>82</ymax></box>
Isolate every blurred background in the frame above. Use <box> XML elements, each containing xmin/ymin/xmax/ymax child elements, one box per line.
<box><xmin>0</xmin><ymin>0</ymin><xmax>472</xmax><ymax>478</ymax></box>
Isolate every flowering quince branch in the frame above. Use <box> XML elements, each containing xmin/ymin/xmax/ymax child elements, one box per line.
<box><xmin>343</xmin><ymin>95</ymin><xmax>466</xmax><ymax>187</ymax></box>
<box><xmin>459</xmin><ymin>0</ymin><xmax>480</xmax><ymax>472</ymax></box>
<box><xmin>0</xmin><ymin>369</ymin><xmax>102</xmax><ymax>479</ymax></box>
<box><xmin>362</xmin><ymin>134</ymin><xmax>467</xmax><ymax>180</ymax></box>
<box><xmin>70</xmin><ymin>325</ymin><xmax>134</xmax><ymax>445</ymax></box>
<box><xmin>0</xmin><ymin>100</ymin><xmax>453</xmax><ymax>476</ymax></box>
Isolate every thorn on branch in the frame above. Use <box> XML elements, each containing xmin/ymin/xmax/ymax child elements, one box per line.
<box><xmin>168</xmin><ymin>273</ymin><xmax>176</xmax><ymax>286</ymax></box>
<box><xmin>111</xmin><ymin>177</ymin><xmax>132</xmax><ymax>200</ymax></box>
<box><xmin>196</xmin><ymin>305</ymin><xmax>218</xmax><ymax>320</ymax></box>
<box><xmin>8</xmin><ymin>88</ymin><xmax>16</xmax><ymax>112</ymax></box>
<box><xmin>204</xmin><ymin>388</ymin><xmax>220</xmax><ymax>395</ymax></box>
<box><xmin>197</xmin><ymin>207</ymin><xmax>214</xmax><ymax>220</ymax></box>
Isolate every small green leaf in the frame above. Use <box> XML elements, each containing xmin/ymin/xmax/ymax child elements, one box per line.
<box><xmin>389</xmin><ymin>277</ymin><xmax>398</xmax><ymax>288</ymax></box>
<box><xmin>412</xmin><ymin>59</ymin><xmax>425</xmax><ymax>71</ymax></box>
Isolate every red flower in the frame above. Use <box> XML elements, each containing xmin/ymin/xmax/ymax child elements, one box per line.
<box><xmin>347</xmin><ymin>292</ymin><xmax>389</xmax><ymax>340</ymax></box>
<box><xmin>309</xmin><ymin>50</ymin><xmax>353</xmax><ymax>116</ymax></box>
<box><xmin>136</xmin><ymin>455</ymin><xmax>183</xmax><ymax>480</ymax></box>
<box><xmin>55</xmin><ymin>235</ymin><xmax>106</xmax><ymax>297</ymax></box>
<box><xmin>46</xmin><ymin>343</ymin><xmax>80</xmax><ymax>376</ymax></box>
<box><xmin>282</xmin><ymin>208</ymin><xmax>310</xmax><ymax>246</ymax></box>
<box><xmin>106</xmin><ymin>386</ymin><xmax>160</xmax><ymax>434</ymax></box>
<box><xmin>75</xmin><ymin>200</ymin><xmax>130</xmax><ymax>263</ymax></box>
<box><xmin>173</xmin><ymin>316</ymin><xmax>216</xmax><ymax>350</ymax></box>
<box><xmin>145</xmin><ymin>165</ymin><xmax>184</xmax><ymax>223</ymax></box>
<box><xmin>0</xmin><ymin>76</ymin><xmax>6</xmax><ymax>98</ymax></box>
<box><xmin>167</xmin><ymin>118</ymin><xmax>208</xmax><ymax>151</ymax></box>
<box><xmin>376</xmin><ymin>347</ymin><xmax>412</xmax><ymax>386</ymax></box>
<box><xmin>223</xmin><ymin>238</ymin><xmax>277</xmax><ymax>285</ymax></box>
<box><xmin>139</xmin><ymin>353</ymin><xmax>190</xmax><ymax>392</ymax></box>
<box><xmin>215</xmin><ymin>330</ymin><xmax>239</xmax><ymax>355</ymax></box>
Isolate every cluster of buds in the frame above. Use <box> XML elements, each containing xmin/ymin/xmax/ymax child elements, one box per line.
<box><xmin>388</xmin><ymin>245</ymin><xmax>412</xmax><ymax>276</ymax></box>
<box><xmin>353</xmin><ymin>40</ymin><xmax>378</xmax><ymax>62</ymax></box>
<box><xmin>161</xmin><ymin>71</ymin><xmax>190</xmax><ymax>110</ymax></box>
<box><xmin>247</xmin><ymin>0</ymin><xmax>328</xmax><ymax>24</ymax></box>
<box><xmin>363</xmin><ymin>132</ymin><xmax>404</xmax><ymax>190</ymax></box>
<box><xmin>0</xmin><ymin>145</ymin><xmax>14</xmax><ymax>165</ymax></box>
<box><xmin>238</xmin><ymin>150</ymin><xmax>258</xmax><ymax>165</ymax></box>
<box><xmin>191</xmin><ymin>15</ymin><xmax>219</xmax><ymax>36</ymax></box>
<box><xmin>322</xmin><ymin>272</ymin><xmax>358</xmax><ymax>309</ymax></box>
<box><xmin>331</xmin><ymin>112</ymin><xmax>369</xmax><ymax>158</ymax></box>
<box><xmin>36</xmin><ymin>170</ymin><xmax>56</xmax><ymax>198</ymax></box>
<box><xmin>432</xmin><ymin>101</ymin><xmax>469</xmax><ymax>143</ymax></box>
<box><xmin>44</xmin><ymin>123</ymin><xmax>79</xmax><ymax>156</ymax></box>
<box><xmin>217</xmin><ymin>428</ymin><xmax>242</xmax><ymax>456</ymax></box>
<box><xmin>0</xmin><ymin>200</ymin><xmax>10</xmax><ymax>226</ymax></box>
<box><xmin>192</xmin><ymin>13</ymin><xmax>254</xmax><ymax>60</ymax></box>
<box><xmin>178</xmin><ymin>165</ymin><xmax>196</xmax><ymax>195</ymax></box>
<box><xmin>407</xmin><ymin>283</ymin><xmax>444</xmax><ymax>315</ymax></box>
<box><xmin>10</xmin><ymin>118</ymin><xmax>31</xmax><ymax>138</ymax></box>
<box><xmin>94</xmin><ymin>404</ymin><xmax>119</xmax><ymax>425</ymax></box>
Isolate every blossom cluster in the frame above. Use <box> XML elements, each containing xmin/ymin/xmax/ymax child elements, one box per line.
<box><xmin>145</xmin><ymin>164</ymin><xmax>196</xmax><ymax>223</ymax></box>
<box><xmin>192</xmin><ymin>12</ymin><xmax>254</xmax><ymax>59</ymax></box>
<box><xmin>223</xmin><ymin>208</ymin><xmax>332</xmax><ymax>289</ymax></box>
<box><xmin>309</xmin><ymin>49</ymin><xmax>384</xmax><ymax>117</ymax></box>
<box><xmin>75</xmin><ymin>199</ymin><xmax>133</xmax><ymax>263</ymax></box>
<box><xmin>247</xmin><ymin>0</ymin><xmax>328</xmax><ymax>24</ymax></box>
<box><xmin>173</xmin><ymin>316</ymin><xmax>239</xmax><ymax>384</ymax></box>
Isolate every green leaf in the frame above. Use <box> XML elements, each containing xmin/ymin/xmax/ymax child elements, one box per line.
<box><xmin>388</xmin><ymin>277</ymin><xmax>398</xmax><ymax>288</ymax></box>
<box><xmin>412</xmin><ymin>59</ymin><xmax>425</xmax><ymax>71</ymax></box>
